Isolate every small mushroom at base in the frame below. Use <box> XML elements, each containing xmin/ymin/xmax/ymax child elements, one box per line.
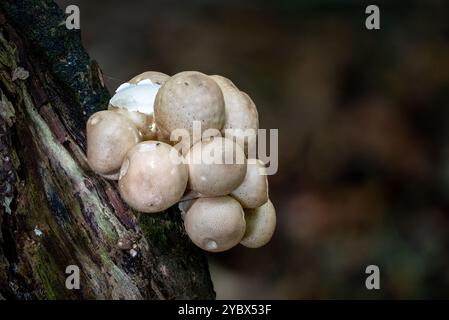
<box><xmin>184</xmin><ymin>196</ymin><xmax>246</xmax><ymax>252</ymax></box>
<box><xmin>241</xmin><ymin>199</ymin><xmax>276</xmax><ymax>248</ymax></box>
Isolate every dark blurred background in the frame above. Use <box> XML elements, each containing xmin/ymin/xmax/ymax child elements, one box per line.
<box><xmin>55</xmin><ymin>0</ymin><xmax>449</xmax><ymax>298</ymax></box>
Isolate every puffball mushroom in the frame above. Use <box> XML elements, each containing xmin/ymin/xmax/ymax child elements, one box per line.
<box><xmin>118</xmin><ymin>141</ymin><xmax>188</xmax><ymax>213</ymax></box>
<box><xmin>154</xmin><ymin>71</ymin><xmax>225</xmax><ymax>145</ymax></box>
<box><xmin>241</xmin><ymin>199</ymin><xmax>276</xmax><ymax>248</ymax></box>
<box><xmin>109</xmin><ymin>71</ymin><xmax>169</xmax><ymax>140</ymax></box>
<box><xmin>87</xmin><ymin>110</ymin><xmax>141</xmax><ymax>180</ymax></box>
<box><xmin>231</xmin><ymin>159</ymin><xmax>268</xmax><ymax>208</ymax></box>
<box><xmin>186</xmin><ymin>137</ymin><xmax>247</xmax><ymax>196</ymax></box>
<box><xmin>211</xmin><ymin>76</ymin><xmax>259</xmax><ymax>152</ymax></box>
<box><xmin>184</xmin><ymin>196</ymin><xmax>246</xmax><ymax>252</ymax></box>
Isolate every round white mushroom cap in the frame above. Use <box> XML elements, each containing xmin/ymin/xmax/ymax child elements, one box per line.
<box><xmin>87</xmin><ymin>110</ymin><xmax>141</xmax><ymax>180</ymax></box>
<box><xmin>184</xmin><ymin>196</ymin><xmax>246</xmax><ymax>252</ymax></box>
<box><xmin>118</xmin><ymin>141</ymin><xmax>188</xmax><ymax>213</ymax></box>
<box><xmin>241</xmin><ymin>199</ymin><xmax>276</xmax><ymax>248</ymax></box>
<box><xmin>186</xmin><ymin>136</ymin><xmax>247</xmax><ymax>196</ymax></box>
<box><xmin>154</xmin><ymin>71</ymin><xmax>225</xmax><ymax>146</ymax></box>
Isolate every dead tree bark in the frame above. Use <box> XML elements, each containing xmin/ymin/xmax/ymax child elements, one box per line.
<box><xmin>0</xmin><ymin>0</ymin><xmax>215</xmax><ymax>299</ymax></box>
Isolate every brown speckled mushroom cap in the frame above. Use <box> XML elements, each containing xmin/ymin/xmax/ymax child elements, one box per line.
<box><xmin>241</xmin><ymin>199</ymin><xmax>276</xmax><ymax>248</ymax></box>
<box><xmin>184</xmin><ymin>196</ymin><xmax>246</xmax><ymax>252</ymax></box>
<box><xmin>231</xmin><ymin>159</ymin><xmax>268</xmax><ymax>208</ymax></box>
<box><xmin>186</xmin><ymin>137</ymin><xmax>247</xmax><ymax>196</ymax></box>
<box><xmin>154</xmin><ymin>71</ymin><xmax>225</xmax><ymax>145</ymax></box>
<box><xmin>118</xmin><ymin>141</ymin><xmax>188</xmax><ymax>213</ymax></box>
<box><xmin>87</xmin><ymin>110</ymin><xmax>141</xmax><ymax>179</ymax></box>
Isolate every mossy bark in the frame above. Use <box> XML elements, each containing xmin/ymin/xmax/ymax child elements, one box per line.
<box><xmin>0</xmin><ymin>0</ymin><xmax>215</xmax><ymax>300</ymax></box>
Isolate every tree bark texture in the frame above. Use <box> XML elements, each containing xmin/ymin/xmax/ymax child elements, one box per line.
<box><xmin>0</xmin><ymin>0</ymin><xmax>215</xmax><ymax>300</ymax></box>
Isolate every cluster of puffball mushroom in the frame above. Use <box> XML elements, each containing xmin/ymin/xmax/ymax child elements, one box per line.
<box><xmin>86</xmin><ymin>71</ymin><xmax>276</xmax><ymax>252</ymax></box>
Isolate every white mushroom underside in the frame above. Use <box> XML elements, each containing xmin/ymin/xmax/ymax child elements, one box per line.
<box><xmin>110</xmin><ymin>81</ymin><xmax>161</xmax><ymax>114</ymax></box>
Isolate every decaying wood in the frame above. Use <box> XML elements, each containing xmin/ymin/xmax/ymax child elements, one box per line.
<box><xmin>0</xmin><ymin>0</ymin><xmax>215</xmax><ymax>299</ymax></box>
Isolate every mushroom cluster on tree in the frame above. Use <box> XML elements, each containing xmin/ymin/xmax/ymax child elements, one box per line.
<box><xmin>87</xmin><ymin>70</ymin><xmax>276</xmax><ymax>252</ymax></box>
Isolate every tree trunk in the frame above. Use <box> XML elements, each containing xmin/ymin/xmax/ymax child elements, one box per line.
<box><xmin>0</xmin><ymin>0</ymin><xmax>215</xmax><ymax>300</ymax></box>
